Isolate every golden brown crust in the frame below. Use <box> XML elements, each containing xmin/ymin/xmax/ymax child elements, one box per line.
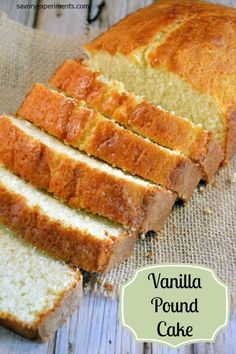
<box><xmin>0</xmin><ymin>273</ymin><xmax>83</xmax><ymax>341</ymax></box>
<box><xmin>0</xmin><ymin>115</ymin><xmax>176</xmax><ymax>231</ymax></box>
<box><xmin>49</xmin><ymin>59</ymin><xmax>223</xmax><ymax>180</ymax></box>
<box><xmin>84</xmin><ymin>0</ymin><xmax>236</xmax><ymax>54</ymax></box>
<box><xmin>85</xmin><ymin>0</ymin><xmax>236</xmax><ymax>161</ymax></box>
<box><xmin>16</xmin><ymin>84</ymin><xmax>202</xmax><ymax>200</ymax></box>
<box><xmin>17</xmin><ymin>84</ymin><xmax>77</xmax><ymax>142</ymax></box>
<box><xmin>83</xmin><ymin>117</ymin><xmax>201</xmax><ymax>200</ymax></box>
<box><xmin>0</xmin><ymin>182</ymin><xmax>136</xmax><ymax>272</ymax></box>
<box><xmin>149</xmin><ymin>13</ymin><xmax>236</xmax><ymax>159</ymax></box>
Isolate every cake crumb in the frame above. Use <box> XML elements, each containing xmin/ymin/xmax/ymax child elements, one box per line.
<box><xmin>204</xmin><ymin>207</ymin><xmax>213</xmax><ymax>215</ymax></box>
<box><xmin>140</xmin><ymin>233</ymin><xmax>146</xmax><ymax>240</ymax></box>
<box><xmin>172</xmin><ymin>223</ymin><xmax>177</xmax><ymax>231</ymax></box>
<box><xmin>199</xmin><ymin>186</ymin><xmax>205</xmax><ymax>194</ymax></box>
<box><xmin>231</xmin><ymin>173</ymin><xmax>236</xmax><ymax>183</ymax></box>
<box><xmin>103</xmin><ymin>283</ymin><xmax>113</xmax><ymax>292</ymax></box>
<box><xmin>147</xmin><ymin>251</ymin><xmax>153</xmax><ymax>258</ymax></box>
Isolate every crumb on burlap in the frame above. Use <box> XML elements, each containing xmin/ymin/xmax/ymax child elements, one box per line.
<box><xmin>199</xmin><ymin>186</ymin><xmax>205</xmax><ymax>194</ymax></box>
<box><xmin>203</xmin><ymin>207</ymin><xmax>213</xmax><ymax>215</ymax></box>
<box><xmin>231</xmin><ymin>173</ymin><xmax>236</xmax><ymax>183</ymax></box>
<box><xmin>172</xmin><ymin>223</ymin><xmax>177</xmax><ymax>231</ymax></box>
<box><xmin>140</xmin><ymin>233</ymin><xmax>146</xmax><ymax>240</ymax></box>
<box><xmin>103</xmin><ymin>283</ymin><xmax>113</xmax><ymax>292</ymax></box>
<box><xmin>147</xmin><ymin>251</ymin><xmax>153</xmax><ymax>258</ymax></box>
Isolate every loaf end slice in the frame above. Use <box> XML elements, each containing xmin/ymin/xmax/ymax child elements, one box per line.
<box><xmin>0</xmin><ymin>223</ymin><xmax>82</xmax><ymax>341</ymax></box>
<box><xmin>16</xmin><ymin>83</ymin><xmax>202</xmax><ymax>200</ymax></box>
<box><xmin>49</xmin><ymin>59</ymin><xmax>223</xmax><ymax>181</ymax></box>
<box><xmin>0</xmin><ymin>164</ymin><xmax>136</xmax><ymax>272</ymax></box>
<box><xmin>84</xmin><ymin>0</ymin><xmax>236</xmax><ymax>162</ymax></box>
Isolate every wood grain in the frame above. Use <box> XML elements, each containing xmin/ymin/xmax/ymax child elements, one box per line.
<box><xmin>0</xmin><ymin>0</ymin><xmax>37</xmax><ymax>27</ymax></box>
<box><xmin>0</xmin><ymin>1</ymin><xmax>236</xmax><ymax>353</ymax></box>
<box><xmin>1</xmin><ymin>294</ymin><xmax>235</xmax><ymax>354</ymax></box>
<box><xmin>35</xmin><ymin>0</ymin><xmax>89</xmax><ymax>34</ymax></box>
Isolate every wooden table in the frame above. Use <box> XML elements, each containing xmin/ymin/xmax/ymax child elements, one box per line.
<box><xmin>0</xmin><ymin>1</ymin><xmax>235</xmax><ymax>353</ymax></box>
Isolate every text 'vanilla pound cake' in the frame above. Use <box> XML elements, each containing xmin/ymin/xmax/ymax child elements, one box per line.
<box><xmin>0</xmin><ymin>164</ymin><xmax>136</xmax><ymax>272</ymax></box>
<box><xmin>0</xmin><ymin>223</ymin><xmax>82</xmax><ymax>341</ymax></box>
<box><xmin>50</xmin><ymin>59</ymin><xmax>223</xmax><ymax>182</ymax></box>
<box><xmin>16</xmin><ymin>83</ymin><xmax>202</xmax><ymax>200</ymax></box>
<box><xmin>0</xmin><ymin>114</ymin><xmax>176</xmax><ymax>232</ymax></box>
<box><xmin>85</xmin><ymin>0</ymin><xmax>236</xmax><ymax>162</ymax></box>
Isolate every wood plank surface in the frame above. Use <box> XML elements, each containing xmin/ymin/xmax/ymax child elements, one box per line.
<box><xmin>1</xmin><ymin>294</ymin><xmax>236</xmax><ymax>354</ymax></box>
<box><xmin>35</xmin><ymin>0</ymin><xmax>89</xmax><ymax>34</ymax></box>
<box><xmin>0</xmin><ymin>1</ymin><xmax>235</xmax><ymax>353</ymax></box>
<box><xmin>0</xmin><ymin>0</ymin><xmax>37</xmax><ymax>27</ymax></box>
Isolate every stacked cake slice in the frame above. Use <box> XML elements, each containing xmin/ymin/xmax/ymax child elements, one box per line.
<box><xmin>0</xmin><ymin>115</ymin><xmax>175</xmax><ymax>232</ymax></box>
<box><xmin>0</xmin><ymin>163</ymin><xmax>136</xmax><ymax>273</ymax></box>
<box><xmin>17</xmin><ymin>83</ymin><xmax>202</xmax><ymax>200</ymax></box>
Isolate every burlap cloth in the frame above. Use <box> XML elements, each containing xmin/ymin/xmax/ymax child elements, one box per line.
<box><xmin>0</xmin><ymin>11</ymin><xmax>235</xmax><ymax>298</ymax></box>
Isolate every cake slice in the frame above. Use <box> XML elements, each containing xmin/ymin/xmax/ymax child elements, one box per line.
<box><xmin>0</xmin><ymin>164</ymin><xmax>136</xmax><ymax>272</ymax></box>
<box><xmin>0</xmin><ymin>223</ymin><xmax>82</xmax><ymax>341</ymax></box>
<box><xmin>84</xmin><ymin>0</ymin><xmax>236</xmax><ymax>161</ymax></box>
<box><xmin>0</xmin><ymin>114</ymin><xmax>176</xmax><ymax>232</ymax></box>
<box><xmin>49</xmin><ymin>59</ymin><xmax>223</xmax><ymax>182</ymax></box>
<box><xmin>16</xmin><ymin>83</ymin><xmax>202</xmax><ymax>200</ymax></box>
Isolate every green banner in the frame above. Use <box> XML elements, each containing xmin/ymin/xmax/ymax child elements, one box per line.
<box><xmin>120</xmin><ymin>264</ymin><xmax>229</xmax><ymax>348</ymax></box>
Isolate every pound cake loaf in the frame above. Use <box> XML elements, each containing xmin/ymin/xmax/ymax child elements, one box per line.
<box><xmin>0</xmin><ymin>223</ymin><xmax>82</xmax><ymax>341</ymax></box>
<box><xmin>16</xmin><ymin>83</ymin><xmax>202</xmax><ymax>200</ymax></box>
<box><xmin>85</xmin><ymin>0</ymin><xmax>236</xmax><ymax>161</ymax></box>
<box><xmin>50</xmin><ymin>59</ymin><xmax>223</xmax><ymax>182</ymax></box>
<box><xmin>0</xmin><ymin>114</ymin><xmax>176</xmax><ymax>232</ymax></box>
<box><xmin>0</xmin><ymin>164</ymin><xmax>136</xmax><ymax>272</ymax></box>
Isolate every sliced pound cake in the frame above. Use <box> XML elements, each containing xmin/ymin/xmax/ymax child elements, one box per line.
<box><xmin>16</xmin><ymin>83</ymin><xmax>202</xmax><ymax>200</ymax></box>
<box><xmin>0</xmin><ymin>223</ymin><xmax>82</xmax><ymax>341</ymax></box>
<box><xmin>0</xmin><ymin>164</ymin><xmax>136</xmax><ymax>272</ymax></box>
<box><xmin>49</xmin><ymin>59</ymin><xmax>223</xmax><ymax>182</ymax></box>
<box><xmin>0</xmin><ymin>114</ymin><xmax>176</xmax><ymax>232</ymax></box>
<box><xmin>84</xmin><ymin>0</ymin><xmax>236</xmax><ymax>161</ymax></box>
